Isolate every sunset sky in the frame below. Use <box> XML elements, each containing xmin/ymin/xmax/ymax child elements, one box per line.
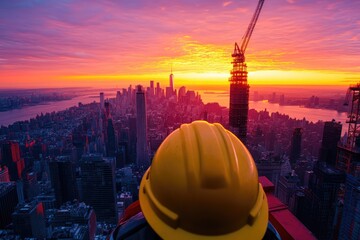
<box><xmin>0</xmin><ymin>0</ymin><xmax>359</xmax><ymax>89</ymax></box>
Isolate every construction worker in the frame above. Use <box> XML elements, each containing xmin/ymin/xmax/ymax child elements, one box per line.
<box><xmin>110</xmin><ymin>121</ymin><xmax>281</xmax><ymax>239</ymax></box>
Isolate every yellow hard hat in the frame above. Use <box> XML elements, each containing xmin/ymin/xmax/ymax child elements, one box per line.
<box><xmin>139</xmin><ymin>121</ymin><xmax>268</xmax><ymax>239</ymax></box>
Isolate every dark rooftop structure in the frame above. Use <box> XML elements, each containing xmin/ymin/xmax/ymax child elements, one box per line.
<box><xmin>259</xmin><ymin>176</ymin><xmax>316</xmax><ymax>240</ymax></box>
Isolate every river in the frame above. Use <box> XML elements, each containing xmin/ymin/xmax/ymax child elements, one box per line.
<box><xmin>0</xmin><ymin>90</ymin><xmax>348</xmax><ymax>132</ymax></box>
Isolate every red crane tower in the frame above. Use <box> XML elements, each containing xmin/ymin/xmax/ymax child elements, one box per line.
<box><xmin>229</xmin><ymin>0</ymin><xmax>265</xmax><ymax>143</ymax></box>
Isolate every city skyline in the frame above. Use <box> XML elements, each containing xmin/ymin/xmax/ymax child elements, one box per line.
<box><xmin>1</xmin><ymin>1</ymin><xmax>359</xmax><ymax>237</ymax></box>
<box><xmin>0</xmin><ymin>0</ymin><xmax>359</xmax><ymax>88</ymax></box>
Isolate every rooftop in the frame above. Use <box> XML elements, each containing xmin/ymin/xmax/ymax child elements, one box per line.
<box><xmin>259</xmin><ymin>176</ymin><xmax>316</xmax><ymax>240</ymax></box>
<box><xmin>0</xmin><ymin>182</ymin><xmax>16</xmax><ymax>195</ymax></box>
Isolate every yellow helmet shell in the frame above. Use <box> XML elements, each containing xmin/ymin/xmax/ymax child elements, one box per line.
<box><xmin>139</xmin><ymin>121</ymin><xmax>268</xmax><ymax>239</ymax></box>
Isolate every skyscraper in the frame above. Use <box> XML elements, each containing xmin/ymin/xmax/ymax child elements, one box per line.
<box><xmin>99</xmin><ymin>92</ymin><xmax>104</xmax><ymax>111</ymax></box>
<box><xmin>290</xmin><ymin>128</ymin><xmax>302</xmax><ymax>167</ymax></box>
<box><xmin>337</xmin><ymin>84</ymin><xmax>360</xmax><ymax>175</ymax></box>
<box><xmin>339</xmin><ymin>174</ymin><xmax>360</xmax><ymax>239</ymax></box>
<box><xmin>12</xmin><ymin>201</ymin><xmax>46</xmax><ymax>239</ymax></box>
<box><xmin>277</xmin><ymin>171</ymin><xmax>300</xmax><ymax>206</ymax></box>
<box><xmin>23</xmin><ymin>171</ymin><xmax>40</xmax><ymax>201</ymax></box>
<box><xmin>169</xmin><ymin>69</ymin><xmax>174</xmax><ymax>92</ymax></box>
<box><xmin>178</xmin><ymin>86</ymin><xmax>186</xmax><ymax>103</ymax></box>
<box><xmin>301</xmin><ymin>163</ymin><xmax>345</xmax><ymax>240</ymax></box>
<box><xmin>80</xmin><ymin>154</ymin><xmax>117</xmax><ymax>223</ymax></box>
<box><xmin>1</xmin><ymin>141</ymin><xmax>24</xmax><ymax>181</ymax></box>
<box><xmin>149</xmin><ymin>80</ymin><xmax>155</xmax><ymax>98</ymax></box>
<box><xmin>156</xmin><ymin>82</ymin><xmax>161</xmax><ymax>98</ymax></box>
<box><xmin>319</xmin><ymin>120</ymin><xmax>342</xmax><ymax>166</ymax></box>
<box><xmin>49</xmin><ymin>156</ymin><xmax>78</xmax><ymax>207</ymax></box>
<box><xmin>106</xmin><ymin>118</ymin><xmax>116</xmax><ymax>157</ymax></box>
<box><xmin>337</xmin><ymin>84</ymin><xmax>360</xmax><ymax>239</ymax></box>
<box><xmin>128</xmin><ymin>117</ymin><xmax>137</xmax><ymax>165</ymax></box>
<box><xmin>136</xmin><ymin>85</ymin><xmax>148</xmax><ymax>167</ymax></box>
<box><xmin>0</xmin><ymin>182</ymin><xmax>18</xmax><ymax>228</ymax></box>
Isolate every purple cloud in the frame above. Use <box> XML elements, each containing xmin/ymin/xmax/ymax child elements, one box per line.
<box><xmin>0</xmin><ymin>0</ymin><xmax>359</xmax><ymax>79</ymax></box>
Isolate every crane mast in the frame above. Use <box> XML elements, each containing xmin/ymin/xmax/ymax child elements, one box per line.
<box><xmin>229</xmin><ymin>0</ymin><xmax>265</xmax><ymax>143</ymax></box>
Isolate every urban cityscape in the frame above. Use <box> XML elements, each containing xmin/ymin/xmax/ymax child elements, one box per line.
<box><xmin>1</xmin><ymin>0</ymin><xmax>360</xmax><ymax>239</ymax></box>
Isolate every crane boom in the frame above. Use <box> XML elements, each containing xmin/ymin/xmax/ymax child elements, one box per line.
<box><xmin>240</xmin><ymin>0</ymin><xmax>265</xmax><ymax>54</ymax></box>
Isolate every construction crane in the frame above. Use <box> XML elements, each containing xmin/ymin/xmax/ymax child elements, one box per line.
<box><xmin>229</xmin><ymin>0</ymin><xmax>265</xmax><ymax>143</ymax></box>
<box><xmin>232</xmin><ymin>0</ymin><xmax>265</xmax><ymax>63</ymax></box>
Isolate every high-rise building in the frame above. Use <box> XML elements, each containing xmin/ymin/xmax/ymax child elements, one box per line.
<box><xmin>336</xmin><ymin>140</ymin><xmax>360</xmax><ymax>176</ymax></box>
<box><xmin>0</xmin><ymin>166</ymin><xmax>10</xmax><ymax>182</ymax></box>
<box><xmin>339</xmin><ymin>174</ymin><xmax>360</xmax><ymax>239</ymax></box>
<box><xmin>229</xmin><ymin>50</ymin><xmax>249</xmax><ymax>143</ymax></box>
<box><xmin>156</xmin><ymin>82</ymin><xmax>161</xmax><ymax>98</ymax></box>
<box><xmin>149</xmin><ymin>80</ymin><xmax>155</xmax><ymax>98</ymax></box>
<box><xmin>128</xmin><ymin>117</ymin><xmax>137</xmax><ymax>164</ymax></box>
<box><xmin>0</xmin><ymin>182</ymin><xmax>18</xmax><ymax>228</ymax></box>
<box><xmin>178</xmin><ymin>86</ymin><xmax>186</xmax><ymax>103</ymax></box>
<box><xmin>136</xmin><ymin>85</ymin><xmax>148</xmax><ymax>167</ymax></box>
<box><xmin>1</xmin><ymin>141</ymin><xmax>24</xmax><ymax>181</ymax></box>
<box><xmin>12</xmin><ymin>201</ymin><xmax>46</xmax><ymax>239</ymax></box>
<box><xmin>277</xmin><ymin>171</ymin><xmax>300</xmax><ymax>206</ymax></box>
<box><xmin>49</xmin><ymin>156</ymin><xmax>78</xmax><ymax>207</ymax></box>
<box><xmin>337</xmin><ymin>84</ymin><xmax>360</xmax><ymax>175</ymax></box>
<box><xmin>80</xmin><ymin>155</ymin><xmax>117</xmax><ymax>223</ymax></box>
<box><xmin>23</xmin><ymin>171</ymin><xmax>40</xmax><ymax>201</ymax></box>
<box><xmin>116</xmin><ymin>90</ymin><xmax>121</xmax><ymax>105</ymax></box>
<box><xmin>106</xmin><ymin>118</ymin><xmax>116</xmax><ymax>157</ymax></box>
<box><xmin>319</xmin><ymin>120</ymin><xmax>342</xmax><ymax>166</ymax></box>
<box><xmin>337</xmin><ymin>84</ymin><xmax>360</xmax><ymax>240</ymax></box>
<box><xmin>300</xmin><ymin>163</ymin><xmax>345</xmax><ymax>240</ymax></box>
<box><xmin>165</xmin><ymin>87</ymin><xmax>173</xmax><ymax>99</ymax></box>
<box><xmin>256</xmin><ymin>156</ymin><xmax>282</xmax><ymax>193</ymax></box>
<box><xmin>48</xmin><ymin>201</ymin><xmax>96</xmax><ymax>240</ymax></box>
<box><xmin>99</xmin><ymin>92</ymin><xmax>104</xmax><ymax>111</ymax></box>
<box><xmin>169</xmin><ymin>70</ymin><xmax>174</xmax><ymax>92</ymax></box>
<box><xmin>290</xmin><ymin>128</ymin><xmax>302</xmax><ymax>167</ymax></box>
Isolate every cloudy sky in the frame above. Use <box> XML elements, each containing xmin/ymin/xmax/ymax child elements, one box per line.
<box><xmin>0</xmin><ymin>0</ymin><xmax>359</xmax><ymax>88</ymax></box>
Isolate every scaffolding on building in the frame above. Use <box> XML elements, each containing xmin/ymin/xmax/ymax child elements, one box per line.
<box><xmin>337</xmin><ymin>83</ymin><xmax>360</xmax><ymax>177</ymax></box>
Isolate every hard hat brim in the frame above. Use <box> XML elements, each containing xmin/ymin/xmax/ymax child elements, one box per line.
<box><xmin>139</xmin><ymin>168</ymin><xmax>269</xmax><ymax>240</ymax></box>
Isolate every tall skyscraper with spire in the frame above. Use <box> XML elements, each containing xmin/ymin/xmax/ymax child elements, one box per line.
<box><xmin>166</xmin><ymin>67</ymin><xmax>175</xmax><ymax>99</ymax></box>
<box><xmin>169</xmin><ymin>66</ymin><xmax>174</xmax><ymax>92</ymax></box>
<box><xmin>136</xmin><ymin>85</ymin><xmax>148</xmax><ymax>167</ymax></box>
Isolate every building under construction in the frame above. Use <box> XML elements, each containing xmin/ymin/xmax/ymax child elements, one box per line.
<box><xmin>337</xmin><ymin>83</ymin><xmax>360</xmax><ymax>176</ymax></box>
<box><xmin>229</xmin><ymin>47</ymin><xmax>250</xmax><ymax>142</ymax></box>
<box><xmin>336</xmin><ymin>83</ymin><xmax>360</xmax><ymax>239</ymax></box>
<box><xmin>229</xmin><ymin>0</ymin><xmax>264</xmax><ymax>143</ymax></box>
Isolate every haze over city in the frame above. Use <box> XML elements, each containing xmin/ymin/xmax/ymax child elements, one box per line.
<box><xmin>0</xmin><ymin>0</ymin><xmax>359</xmax><ymax>88</ymax></box>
